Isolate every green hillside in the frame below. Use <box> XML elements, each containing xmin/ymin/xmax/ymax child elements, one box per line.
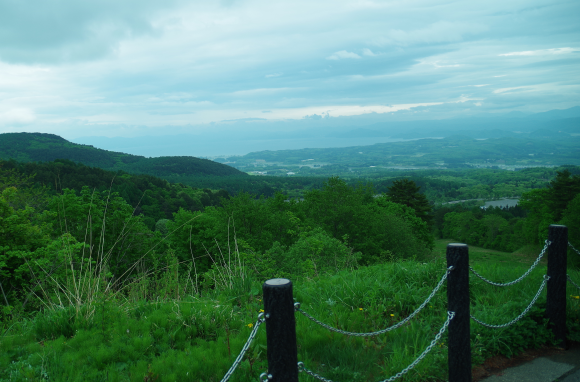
<box><xmin>0</xmin><ymin>132</ymin><xmax>246</xmax><ymax>177</ymax></box>
<box><xmin>232</xmin><ymin>134</ymin><xmax>580</xmax><ymax>170</ymax></box>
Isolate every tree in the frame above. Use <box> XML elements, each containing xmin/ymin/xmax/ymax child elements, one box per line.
<box><xmin>302</xmin><ymin>177</ymin><xmax>374</xmax><ymax>240</ymax></box>
<box><xmin>0</xmin><ymin>187</ymin><xmax>52</xmax><ymax>306</ymax></box>
<box><xmin>546</xmin><ymin>170</ymin><xmax>580</xmax><ymax>221</ymax></box>
<box><xmin>386</xmin><ymin>179</ymin><xmax>433</xmax><ymax>227</ymax></box>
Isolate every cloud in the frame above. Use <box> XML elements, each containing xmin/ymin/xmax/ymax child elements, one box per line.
<box><xmin>493</xmin><ymin>86</ymin><xmax>535</xmax><ymax>94</ymax></box>
<box><xmin>326</xmin><ymin>50</ymin><xmax>361</xmax><ymax>60</ymax></box>
<box><xmin>0</xmin><ymin>108</ymin><xmax>36</xmax><ymax>126</ymax></box>
<box><xmin>373</xmin><ymin>21</ymin><xmax>488</xmax><ymax>47</ymax></box>
<box><xmin>499</xmin><ymin>47</ymin><xmax>580</xmax><ymax>57</ymax></box>
<box><xmin>362</xmin><ymin>48</ymin><xmax>377</xmax><ymax>57</ymax></box>
<box><xmin>0</xmin><ymin>0</ymin><xmax>578</xmax><ymax>138</ymax></box>
<box><xmin>0</xmin><ymin>0</ymin><xmax>184</xmax><ymax>63</ymax></box>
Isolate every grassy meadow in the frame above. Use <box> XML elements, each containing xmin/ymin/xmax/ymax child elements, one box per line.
<box><xmin>1</xmin><ymin>239</ymin><xmax>579</xmax><ymax>382</ymax></box>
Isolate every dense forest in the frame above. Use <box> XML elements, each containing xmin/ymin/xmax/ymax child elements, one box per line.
<box><xmin>0</xmin><ymin>133</ymin><xmax>245</xmax><ymax>178</ymax></box>
<box><xmin>0</xmin><ymin>164</ymin><xmax>439</xmax><ymax>313</ymax></box>
<box><xmin>0</xmin><ymin>159</ymin><xmax>231</xmax><ymax>229</ymax></box>
<box><xmin>2</xmin><ymin>156</ymin><xmax>579</xmax><ymax>311</ymax></box>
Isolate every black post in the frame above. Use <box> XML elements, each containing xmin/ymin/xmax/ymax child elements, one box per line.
<box><xmin>262</xmin><ymin>278</ymin><xmax>299</xmax><ymax>382</ymax></box>
<box><xmin>447</xmin><ymin>243</ymin><xmax>471</xmax><ymax>382</ymax></box>
<box><xmin>547</xmin><ymin>224</ymin><xmax>568</xmax><ymax>348</ymax></box>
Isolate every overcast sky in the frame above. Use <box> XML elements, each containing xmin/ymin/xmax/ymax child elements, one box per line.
<box><xmin>0</xmin><ymin>0</ymin><xmax>579</xmax><ymax>139</ymax></box>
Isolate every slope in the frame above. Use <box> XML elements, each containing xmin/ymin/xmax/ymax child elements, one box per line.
<box><xmin>0</xmin><ymin>132</ymin><xmax>246</xmax><ymax>177</ymax></box>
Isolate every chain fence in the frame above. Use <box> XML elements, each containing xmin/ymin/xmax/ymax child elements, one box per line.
<box><xmin>566</xmin><ymin>242</ymin><xmax>580</xmax><ymax>290</ymax></box>
<box><xmin>470</xmin><ymin>275</ymin><xmax>549</xmax><ymax>329</ymax></box>
<box><xmin>297</xmin><ymin>311</ymin><xmax>455</xmax><ymax>382</ymax></box>
<box><xmin>569</xmin><ymin>242</ymin><xmax>580</xmax><ymax>256</ymax></box>
<box><xmin>568</xmin><ymin>275</ymin><xmax>580</xmax><ymax>291</ymax></box>
<box><xmin>294</xmin><ymin>266</ymin><xmax>452</xmax><ymax>337</ymax></box>
<box><xmin>469</xmin><ymin>240</ymin><xmax>550</xmax><ymax>287</ymax></box>
<box><xmin>220</xmin><ymin>238</ymin><xmax>572</xmax><ymax>381</ymax></box>
<box><xmin>220</xmin><ymin>313</ymin><xmax>265</xmax><ymax>382</ymax></box>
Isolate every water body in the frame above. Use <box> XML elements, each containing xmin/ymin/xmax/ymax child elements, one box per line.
<box><xmin>483</xmin><ymin>199</ymin><xmax>519</xmax><ymax>208</ymax></box>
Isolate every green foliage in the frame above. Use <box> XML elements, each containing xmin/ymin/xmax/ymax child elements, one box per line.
<box><xmin>386</xmin><ymin>179</ymin><xmax>433</xmax><ymax>227</ymax></box>
<box><xmin>1</xmin><ymin>159</ymin><xmax>230</xmax><ymax>227</ymax></box>
<box><xmin>0</xmin><ymin>133</ymin><xmax>245</xmax><ymax>178</ymax></box>
<box><xmin>0</xmin><ymin>187</ymin><xmax>53</xmax><ymax>306</ymax></box>
<box><xmin>439</xmin><ymin>206</ymin><xmax>529</xmax><ymax>252</ymax></box>
<box><xmin>3</xmin><ymin>140</ymin><xmax>580</xmax><ymax>381</ymax></box>
<box><xmin>254</xmin><ymin>228</ymin><xmax>361</xmax><ymax>280</ymax></box>
<box><xmin>48</xmin><ymin>187</ymin><xmax>158</xmax><ymax>279</ymax></box>
<box><xmin>546</xmin><ymin>169</ymin><xmax>580</xmax><ymax>221</ymax></box>
<box><xmin>518</xmin><ymin>170</ymin><xmax>580</xmax><ymax>246</ymax></box>
<box><xmin>1</xmin><ymin>241</ymin><xmax>579</xmax><ymax>382</ymax></box>
<box><xmin>301</xmin><ymin>177</ymin><xmax>432</xmax><ymax>263</ymax></box>
<box><xmin>562</xmin><ymin>194</ymin><xmax>580</xmax><ymax>269</ymax></box>
<box><xmin>232</xmin><ymin>135</ymin><xmax>580</xmax><ymax>170</ymax></box>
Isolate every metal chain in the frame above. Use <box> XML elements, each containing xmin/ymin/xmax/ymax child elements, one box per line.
<box><xmin>294</xmin><ymin>266</ymin><xmax>453</xmax><ymax>337</ymax></box>
<box><xmin>220</xmin><ymin>313</ymin><xmax>265</xmax><ymax>382</ymax></box>
<box><xmin>297</xmin><ymin>311</ymin><xmax>455</xmax><ymax>382</ymax></box>
<box><xmin>470</xmin><ymin>275</ymin><xmax>549</xmax><ymax>329</ymax></box>
<box><xmin>469</xmin><ymin>240</ymin><xmax>550</xmax><ymax>287</ymax></box>
<box><xmin>569</xmin><ymin>242</ymin><xmax>580</xmax><ymax>256</ymax></box>
<box><xmin>568</xmin><ymin>275</ymin><xmax>580</xmax><ymax>291</ymax></box>
<box><xmin>298</xmin><ymin>363</ymin><xmax>334</xmax><ymax>382</ymax></box>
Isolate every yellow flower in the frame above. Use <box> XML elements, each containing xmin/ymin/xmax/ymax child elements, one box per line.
<box><xmin>571</xmin><ymin>295</ymin><xmax>580</xmax><ymax>300</ymax></box>
<box><xmin>247</xmin><ymin>323</ymin><xmax>253</xmax><ymax>328</ymax></box>
<box><xmin>259</xmin><ymin>309</ymin><xmax>264</xmax><ymax>313</ymax></box>
<box><xmin>359</xmin><ymin>308</ymin><xmax>363</xmax><ymax>311</ymax></box>
<box><xmin>390</xmin><ymin>314</ymin><xmax>395</xmax><ymax>317</ymax></box>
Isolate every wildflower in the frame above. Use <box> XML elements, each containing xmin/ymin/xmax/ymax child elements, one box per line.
<box><xmin>571</xmin><ymin>295</ymin><xmax>580</xmax><ymax>300</ymax></box>
<box><xmin>247</xmin><ymin>323</ymin><xmax>253</xmax><ymax>328</ymax></box>
<box><xmin>259</xmin><ymin>309</ymin><xmax>264</xmax><ymax>313</ymax></box>
<box><xmin>390</xmin><ymin>314</ymin><xmax>395</xmax><ymax>317</ymax></box>
<box><xmin>359</xmin><ymin>308</ymin><xmax>363</xmax><ymax>311</ymax></box>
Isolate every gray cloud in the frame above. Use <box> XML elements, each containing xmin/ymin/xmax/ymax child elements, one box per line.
<box><xmin>0</xmin><ymin>0</ymin><xmax>184</xmax><ymax>63</ymax></box>
<box><xmin>0</xmin><ymin>0</ymin><xmax>578</xmax><ymax>138</ymax></box>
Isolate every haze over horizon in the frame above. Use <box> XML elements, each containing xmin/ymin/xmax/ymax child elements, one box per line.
<box><xmin>1</xmin><ymin>0</ymin><xmax>579</xmax><ymax>148</ymax></box>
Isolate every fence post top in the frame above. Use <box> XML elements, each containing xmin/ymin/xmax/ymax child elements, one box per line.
<box><xmin>264</xmin><ymin>278</ymin><xmax>291</xmax><ymax>286</ymax></box>
<box><xmin>549</xmin><ymin>224</ymin><xmax>567</xmax><ymax>228</ymax></box>
<box><xmin>447</xmin><ymin>243</ymin><xmax>468</xmax><ymax>248</ymax></box>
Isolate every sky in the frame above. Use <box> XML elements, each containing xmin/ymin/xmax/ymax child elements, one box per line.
<box><xmin>0</xmin><ymin>0</ymin><xmax>579</xmax><ymax>140</ymax></box>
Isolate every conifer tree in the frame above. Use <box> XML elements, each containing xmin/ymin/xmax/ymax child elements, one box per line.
<box><xmin>387</xmin><ymin>179</ymin><xmax>433</xmax><ymax>227</ymax></box>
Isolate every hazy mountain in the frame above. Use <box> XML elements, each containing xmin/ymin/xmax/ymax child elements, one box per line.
<box><xmin>70</xmin><ymin>107</ymin><xmax>580</xmax><ymax>157</ymax></box>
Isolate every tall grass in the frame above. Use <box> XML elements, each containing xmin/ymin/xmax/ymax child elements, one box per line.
<box><xmin>1</xmin><ymin>191</ymin><xmax>579</xmax><ymax>382</ymax></box>
<box><xmin>1</xmin><ymin>245</ymin><xmax>578</xmax><ymax>381</ymax></box>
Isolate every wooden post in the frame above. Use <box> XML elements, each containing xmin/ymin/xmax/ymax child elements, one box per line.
<box><xmin>547</xmin><ymin>224</ymin><xmax>568</xmax><ymax>349</ymax></box>
<box><xmin>447</xmin><ymin>243</ymin><xmax>472</xmax><ymax>382</ymax></box>
<box><xmin>262</xmin><ymin>278</ymin><xmax>299</xmax><ymax>382</ymax></box>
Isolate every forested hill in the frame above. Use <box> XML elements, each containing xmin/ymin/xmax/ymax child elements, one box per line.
<box><xmin>0</xmin><ymin>132</ymin><xmax>246</xmax><ymax>177</ymax></box>
<box><xmin>0</xmin><ymin>158</ymin><xmax>231</xmax><ymax>229</ymax></box>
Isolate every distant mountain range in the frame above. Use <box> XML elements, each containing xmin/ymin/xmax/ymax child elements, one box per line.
<box><xmin>70</xmin><ymin>106</ymin><xmax>580</xmax><ymax>157</ymax></box>
<box><xmin>0</xmin><ymin>133</ymin><xmax>246</xmax><ymax>178</ymax></box>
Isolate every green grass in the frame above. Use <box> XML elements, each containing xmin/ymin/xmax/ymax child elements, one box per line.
<box><xmin>1</xmin><ymin>244</ymin><xmax>579</xmax><ymax>382</ymax></box>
